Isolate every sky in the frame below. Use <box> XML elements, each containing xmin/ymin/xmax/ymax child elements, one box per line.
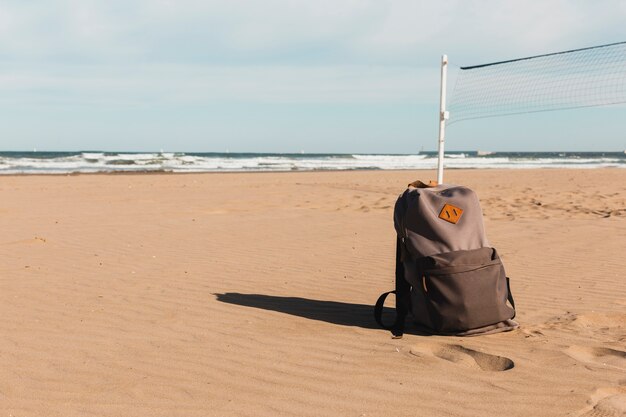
<box><xmin>0</xmin><ymin>0</ymin><xmax>625</xmax><ymax>153</ymax></box>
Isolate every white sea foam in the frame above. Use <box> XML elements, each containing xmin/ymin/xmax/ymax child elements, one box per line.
<box><xmin>0</xmin><ymin>152</ymin><xmax>624</xmax><ymax>174</ymax></box>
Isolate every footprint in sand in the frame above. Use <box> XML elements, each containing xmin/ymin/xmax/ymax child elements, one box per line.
<box><xmin>565</xmin><ymin>346</ymin><xmax>626</xmax><ymax>371</ymax></box>
<box><xmin>576</xmin><ymin>385</ymin><xmax>626</xmax><ymax>417</ymax></box>
<box><xmin>409</xmin><ymin>344</ymin><xmax>514</xmax><ymax>372</ymax></box>
<box><xmin>544</xmin><ymin>312</ymin><xmax>626</xmax><ymax>335</ymax></box>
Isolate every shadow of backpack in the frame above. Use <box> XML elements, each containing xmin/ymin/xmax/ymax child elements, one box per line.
<box><xmin>374</xmin><ymin>181</ymin><xmax>518</xmax><ymax>337</ymax></box>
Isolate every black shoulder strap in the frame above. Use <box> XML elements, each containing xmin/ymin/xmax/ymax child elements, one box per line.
<box><xmin>506</xmin><ymin>277</ymin><xmax>516</xmax><ymax>319</ymax></box>
<box><xmin>374</xmin><ymin>237</ymin><xmax>411</xmax><ymax>338</ymax></box>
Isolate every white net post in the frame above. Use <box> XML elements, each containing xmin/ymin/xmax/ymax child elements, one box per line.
<box><xmin>437</xmin><ymin>54</ymin><xmax>449</xmax><ymax>184</ymax></box>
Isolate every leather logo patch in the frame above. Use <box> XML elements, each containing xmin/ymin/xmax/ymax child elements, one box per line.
<box><xmin>439</xmin><ymin>204</ymin><xmax>463</xmax><ymax>224</ymax></box>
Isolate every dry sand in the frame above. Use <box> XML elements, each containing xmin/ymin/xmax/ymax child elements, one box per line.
<box><xmin>1</xmin><ymin>169</ymin><xmax>625</xmax><ymax>417</ymax></box>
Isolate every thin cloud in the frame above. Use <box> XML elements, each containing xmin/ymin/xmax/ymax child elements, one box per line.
<box><xmin>0</xmin><ymin>0</ymin><xmax>625</xmax><ymax>151</ymax></box>
<box><xmin>0</xmin><ymin>64</ymin><xmax>435</xmax><ymax>105</ymax></box>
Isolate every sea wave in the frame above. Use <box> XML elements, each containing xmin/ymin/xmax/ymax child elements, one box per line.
<box><xmin>0</xmin><ymin>151</ymin><xmax>624</xmax><ymax>174</ymax></box>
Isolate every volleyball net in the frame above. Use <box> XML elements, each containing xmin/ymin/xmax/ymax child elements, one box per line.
<box><xmin>435</xmin><ymin>41</ymin><xmax>626</xmax><ymax>182</ymax></box>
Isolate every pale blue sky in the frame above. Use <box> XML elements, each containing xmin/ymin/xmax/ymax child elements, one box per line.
<box><xmin>1</xmin><ymin>1</ymin><xmax>625</xmax><ymax>153</ymax></box>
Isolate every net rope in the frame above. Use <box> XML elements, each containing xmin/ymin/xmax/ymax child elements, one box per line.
<box><xmin>447</xmin><ymin>41</ymin><xmax>626</xmax><ymax>125</ymax></box>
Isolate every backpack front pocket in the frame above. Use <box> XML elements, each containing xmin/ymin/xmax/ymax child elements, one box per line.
<box><xmin>421</xmin><ymin>248</ymin><xmax>514</xmax><ymax>333</ymax></box>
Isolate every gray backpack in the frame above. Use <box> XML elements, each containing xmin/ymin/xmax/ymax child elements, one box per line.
<box><xmin>374</xmin><ymin>181</ymin><xmax>518</xmax><ymax>337</ymax></box>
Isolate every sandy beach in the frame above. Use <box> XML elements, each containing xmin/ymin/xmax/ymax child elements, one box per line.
<box><xmin>0</xmin><ymin>168</ymin><xmax>625</xmax><ymax>417</ymax></box>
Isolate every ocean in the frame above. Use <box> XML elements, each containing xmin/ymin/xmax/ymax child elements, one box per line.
<box><xmin>0</xmin><ymin>151</ymin><xmax>624</xmax><ymax>174</ymax></box>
